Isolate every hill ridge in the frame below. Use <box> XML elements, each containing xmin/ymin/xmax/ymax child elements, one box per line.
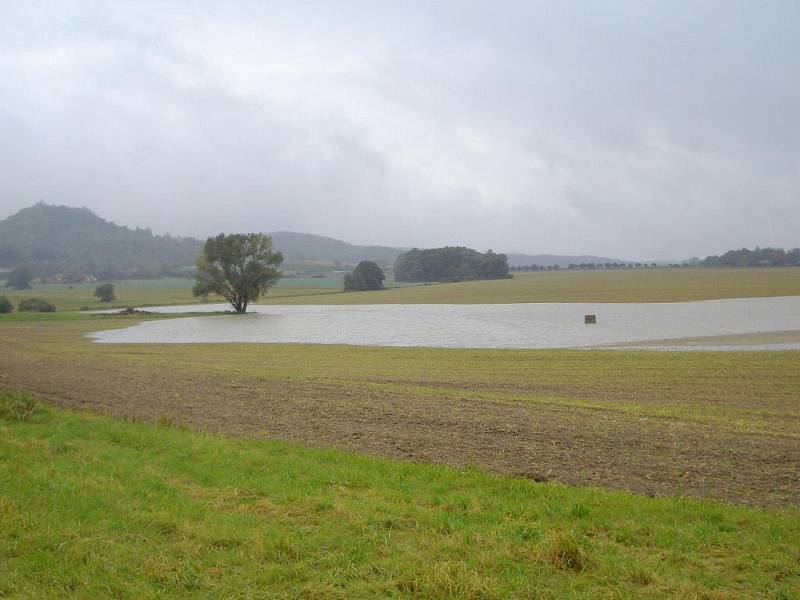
<box><xmin>0</xmin><ymin>202</ymin><xmax>628</xmax><ymax>274</ymax></box>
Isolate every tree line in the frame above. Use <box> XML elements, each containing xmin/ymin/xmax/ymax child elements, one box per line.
<box><xmin>511</xmin><ymin>262</ymin><xmax>661</xmax><ymax>271</ymax></box>
<box><xmin>700</xmin><ymin>247</ymin><xmax>800</xmax><ymax>267</ymax></box>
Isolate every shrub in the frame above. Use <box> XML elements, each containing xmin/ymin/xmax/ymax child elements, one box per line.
<box><xmin>0</xmin><ymin>295</ymin><xmax>12</xmax><ymax>313</ymax></box>
<box><xmin>0</xmin><ymin>391</ymin><xmax>42</xmax><ymax>421</ymax></box>
<box><xmin>18</xmin><ymin>298</ymin><xmax>56</xmax><ymax>312</ymax></box>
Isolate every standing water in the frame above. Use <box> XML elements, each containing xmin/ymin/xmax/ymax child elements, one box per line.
<box><xmin>88</xmin><ymin>296</ymin><xmax>800</xmax><ymax>350</ymax></box>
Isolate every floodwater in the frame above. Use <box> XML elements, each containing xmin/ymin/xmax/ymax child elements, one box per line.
<box><xmin>88</xmin><ymin>296</ymin><xmax>800</xmax><ymax>350</ymax></box>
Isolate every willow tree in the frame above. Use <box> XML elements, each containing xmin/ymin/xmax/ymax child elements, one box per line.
<box><xmin>192</xmin><ymin>233</ymin><xmax>283</xmax><ymax>313</ymax></box>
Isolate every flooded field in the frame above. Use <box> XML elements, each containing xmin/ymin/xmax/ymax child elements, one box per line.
<box><xmin>89</xmin><ymin>296</ymin><xmax>800</xmax><ymax>350</ymax></box>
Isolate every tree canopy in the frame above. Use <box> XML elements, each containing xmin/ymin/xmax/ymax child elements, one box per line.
<box><xmin>344</xmin><ymin>261</ymin><xmax>385</xmax><ymax>291</ymax></box>
<box><xmin>6</xmin><ymin>266</ymin><xmax>33</xmax><ymax>289</ymax></box>
<box><xmin>192</xmin><ymin>233</ymin><xmax>283</xmax><ymax>313</ymax></box>
<box><xmin>94</xmin><ymin>283</ymin><xmax>115</xmax><ymax>302</ymax></box>
<box><xmin>393</xmin><ymin>247</ymin><xmax>510</xmax><ymax>283</ymax></box>
<box><xmin>701</xmin><ymin>246</ymin><xmax>800</xmax><ymax>267</ymax></box>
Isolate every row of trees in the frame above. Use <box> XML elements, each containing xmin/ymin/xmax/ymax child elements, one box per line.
<box><xmin>190</xmin><ymin>238</ymin><xmax>513</xmax><ymax>311</ymax></box>
<box><xmin>701</xmin><ymin>247</ymin><xmax>800</xmax><ymax>267</ymax></box>
<box><xmin>511</xmin><ymin>263</ymin><xmax>660</xmax><ymax>271</ymax></box>
<box><xmin>193</xmin><ymin>236</ymin><xmax>800</xmax><ymax>314</ymax></box>
<box><xmin>393</xmin><ymin>247</ymin><xmax>510</xmax><ymax>283</ymax></box>
<box><xmin>510</xmin><ymin>265</ymin><xmax>561</xmax><ymax>271</ymax></box>
<box><xmin>568</xmin><ymin>262</ymin><xmax>658</xmax><ymax>269</ymax></box>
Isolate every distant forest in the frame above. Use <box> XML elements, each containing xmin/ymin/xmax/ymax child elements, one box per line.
<box><xmin>394</xmin><ymin>247</ymin><xmax>510</xmax><ymax>282</ymax></box>
<box><xmin>701</xmin><ymin>247</ymin><xmax>800</xmax><ymax>268</ymax></box>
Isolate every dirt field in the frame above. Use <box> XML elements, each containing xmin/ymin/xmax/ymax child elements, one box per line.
<box><xmin>2</xmin><ymin>317</ymin><xmax>798</xmax><ymax>507</ymax></box>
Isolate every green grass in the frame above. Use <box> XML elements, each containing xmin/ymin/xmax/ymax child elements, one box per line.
<box><xmin>1</xmin><ymin>400</ymin><xmax>798</xmax><ymax>599</ymax></box>
<box><xmin>0</xmin><ymin>278</ymin><xmax>338</xmax><ymax>312</ymax></box>
<box><xmin>2</xmin><ymin>268</ymin><xmax>799</xmax><ymax>312</ymax></box>
<box><xmin>0</xmin><ymin>276</ymin><xmax>418</xmax><ymax>311</ymax></box>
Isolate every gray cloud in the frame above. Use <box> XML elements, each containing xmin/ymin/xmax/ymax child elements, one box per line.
<box><xmin>1</xmin><ymin>0</ymin><xmax>798</xmax><ymax>259</ymax></box>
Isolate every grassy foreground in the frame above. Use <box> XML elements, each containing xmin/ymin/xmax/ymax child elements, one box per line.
<box><xmin>1</xmin><ymin>398</ymin><xmax>798</xmax><ymax>599</ymax></box>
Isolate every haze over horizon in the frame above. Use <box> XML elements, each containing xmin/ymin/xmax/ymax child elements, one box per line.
<box><xmin>1</xmin><ymin>1</ymin><xmax>798</xmax><ymax>259</ymax></box>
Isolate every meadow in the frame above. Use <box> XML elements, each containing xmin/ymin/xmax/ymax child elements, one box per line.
<box><xmin>2</xmin><ymin>267</ymin><xmax>800</xmax><ymax>311</ymax></box>
<box><xmin>262</xmin><ymin>267</ymin><xmax>800</xmax><ymax>305</ymax></box>
<box><xmin>2</xmin><ymin>395</ymin><xmax>798</xmax><ymax>599</ymax></box>
<box><xmin>1</xmin><ymin>267</ymin><xmax>799</xmax><ymax>597</ymax></box>
<box><xmin>0</xmin><ymin>275</ymin><xmax>408</xmax><ymax>311</ymax></box>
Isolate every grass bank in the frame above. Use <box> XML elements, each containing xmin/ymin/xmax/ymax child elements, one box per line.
<box><xmin>1</xmin><ymin>398</ymin><xmax>797</xmax><ymax>599</ymax></box>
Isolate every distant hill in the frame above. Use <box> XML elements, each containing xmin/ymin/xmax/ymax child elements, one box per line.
<box><xmin>0</xmin><ymin>204</ymin><xmax>406</xmax><ymax>277</ymax></box>
<box><xmin>268</xmin><ymin>231</ymin><xmax>404</xmax><ymax>267</ymax></box>
<box><xmin>0</xmin><ymin>203</ymin><xmax>201</xmax><ymax>277</ymax></box>
<box><xmin>0</xmin><ymin>202</ymin><xmax>634</xmax><ymax>277</ymax></box>
<box><xmin>506</xmin><ymin>253</ymin><xmax>627</xmax><ymax>268</ymax></box>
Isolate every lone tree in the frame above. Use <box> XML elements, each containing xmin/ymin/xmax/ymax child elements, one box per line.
<box><xmin>6</xmin><ymin>266</ymin><xmax>33</xmax><ymax>289</ymax></box>
<box><xmin>94</xmin><ymin>283</ymin><xmax>115</xmax><ymax>302</ymax></box>
<box><xmin>344</xmin><ymin>261</ymin><xmax>385</xmax><ymax>291</ymax></box>
<box><xmin>193</xmin><ymin>233</ymin><xmax>283</xmax><ymax>313</ymax></box>
<box><xmin>0</xmin><ymin>295</ymin><xmax>13</xmax><ymax>313</ymax></box>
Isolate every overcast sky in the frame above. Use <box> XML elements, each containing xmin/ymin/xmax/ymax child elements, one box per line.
<box><xmin>1</xmin><ymin>1</ymin><xmax>798</xmax><ymax>259</ymax></box>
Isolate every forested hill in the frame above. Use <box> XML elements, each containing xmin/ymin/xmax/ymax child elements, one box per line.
<box><xmin>268</xmin><ymin>231</ymin><xmax>404</xmax><ymax>266</ymax></box>
<box><xmin>0</xmin><ymin>202</ymin><xmax>640</xmax><ymax>277</ymax></box>
<box><xmin>0</xmin><ymin>204</ymin><xmax>405</xmax><ymax>276</ymax></box>
<box><xmin>0</xmin><ymin>203</ymin><xmax>201</xmax><ymax>277</ymax></box>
